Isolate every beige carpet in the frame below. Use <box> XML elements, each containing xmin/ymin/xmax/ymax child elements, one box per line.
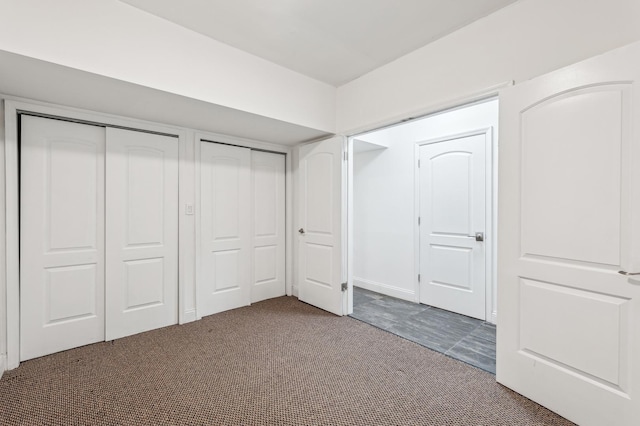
<box><xmin>0</xmin><ymin>296</ymin><xmax>573</xmax><ymax>425</ymax></box>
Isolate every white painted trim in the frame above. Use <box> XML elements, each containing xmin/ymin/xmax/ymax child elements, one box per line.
<box><xmin>285</xmin><ymin>151</ymin><xmax>294</xmax><ymax>297</ymax></box>
<box><xmin>0</xmin><ymin>354</ymin><xmax>6</xmax><ymax>377</ymax></box>
<box><xmin>353</xmin><ymin>278</ymin><xmax>415</xmax><ymax>302</ymax></box>
<box><xmin>182</xmin><ymin>309</ymin><xmax>197</xmax><ymax>324</ymax></box>
<box><xmin>413</xmin><ymin>143</ymin><xmax>421</xmax><ymax>304</ymax></box>
<box><xmin>341</xmin><ymin>136</ymin><xmax>350</xmax><ymax>316</ymax></box>
<box><xmin>342</xmin><ymin>81</ymin><xmax>513</xmax><ymax>137</ymax></box>
<box><xmin>4</xmin><ymin>101</ymin><xmax>20</xmax><ymax>370</ymax></box>
<box><xmin>415</xmin><ymin>126</ymin><xmax>496</xmax><ymax>323</ymax></box>
<box><xmin>0</xmin><ymin>100</ymin><xmax>6</xmax><ymax>374</ymax></box>
<box><xmin>3</xmin><ymin>97</ymin><xmax>190</xmax><ymax>369</ymax></box>
<box><xmin>194</xmin><ymin>136</ymin><xmax>204</xmax><ymax>320</ymax></box>
<box><xmin>346</xmin><ymin>137</ymin><xmax>354</xmax><ymax>315</ymax></box>
<box><xmin>178</xmin><ymin>129</ymin><xmax>197</xmax><ymax>325</ymax></box>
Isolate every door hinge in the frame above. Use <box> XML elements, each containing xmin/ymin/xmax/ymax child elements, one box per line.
<box><xmin>418</xmin><ymin>274</ymin><xmax>421</xmax><ymax>283</ymax></box>
<box><xmin>418</xmin><ymin>217</ymin><xmax>421</xmax><ymax>226</ymax></box>
<box><xmin>341</xmin><ymin>282</ymin><xmax>348</xmax><ymax>291</ymax></box>
<box><xmin>343</xmin><ymin>151</ymin><xmax>348</xmax><ymax>161</ymax></box>
<box><xmin>418</xmin><ymin>159</ymin><xmax>420</xmax><ymax>168</ymax></box>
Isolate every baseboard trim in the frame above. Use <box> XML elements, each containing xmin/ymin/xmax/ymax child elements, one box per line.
<box><xmin>181</xmin><ymin>309</ymin><xmax>197</xmax><ymax>324</ymax></box>
<box><xmin>353</xmin><ymin>277</ymin><xmax>415</xmax><ymax>302</ymax></box>
<box><xmin>490</xmin><ymin>310</ymin><xmax>497</xmax><ymax>325</ymax></box>
<box><xmin>0</xmin><ymin>353</ymin><xmax>6</xmax><ymax>377</ymax></box>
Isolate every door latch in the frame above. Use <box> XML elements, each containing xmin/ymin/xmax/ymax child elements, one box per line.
<box><xmin>341</xmin><ymin>282</ymin><xmax>348</xmax><ymax>291</ymax></box>
<box><xmin>467</xmin><ymin>232</ymin><xmax>484</xmax><ymax>241</ymax></box>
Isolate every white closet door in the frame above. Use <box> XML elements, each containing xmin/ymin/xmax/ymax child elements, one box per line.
<box><xmin>298</xmin><ymin>136</ymin><xmax>346</xmax><ymax>316</ymax></box>
<box><xmin>20</xmin><ymin>116</ymin><xmax>105</xmax><ymax>361</ymax></box>
<box><xmin>251</xmin><ymin>151</ymin><xmax>286</xmax><ymax>303</ymax></box>
<box><xmin>200</xmin><ymin>142</ymin><xmax>251</xmax><ymax>316</ymax></box>
<box><xmin>105</xmin><ymin>128</ymin><xmax>178</xmax><ymax>341</ymax></box>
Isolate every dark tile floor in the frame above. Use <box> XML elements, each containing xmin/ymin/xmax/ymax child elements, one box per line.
<box><xmin>350</xmin><ymin>287</ymin><xmax>497</xmax><ymax>374</ymax></box>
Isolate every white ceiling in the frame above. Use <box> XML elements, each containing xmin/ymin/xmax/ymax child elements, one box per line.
<box><xmin>119</xmin><ymin>0</ymin><xmax>518</xmax><ymax>86</ymax></box>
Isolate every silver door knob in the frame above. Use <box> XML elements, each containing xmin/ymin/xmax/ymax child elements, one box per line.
<box><xmin>467</xmin><ymin>232</ymin><xmax>484</xmax><ymax>242</ymax></box>
<box><xmin>298</xmin><ymin>228</ymin><xmax>305</xmax><ymax>234</ymax></box>
<box><xmin>619</xmin><ymin>270</ymin><xmax>640</xmax><ymax>276</ymax></box>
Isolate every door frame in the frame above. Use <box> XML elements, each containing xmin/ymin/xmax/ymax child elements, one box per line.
<box><xmin>193</xmin><ymin>134</ymin><xmax>293</xmax><ymax>320</ymax></box>
<box><xmin>346</xmin><ymin>96</ymin><xmax>501</xmax><ymax>323</ymax></box>
<box><xmin>1</xmin><ymin>97</ymin><xmax>190</xmax><ymax>370</ymax></box>
<box><xmin>414</xmin><ymin>127</ymin><xmax>497</xmax><ymax>322</ymax></box>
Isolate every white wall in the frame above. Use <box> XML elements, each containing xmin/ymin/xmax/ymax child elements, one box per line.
<box><xmin>353</xmin><ymin>100</ymin><xmax>499</xmax><ymax>318</ymax></box>
<box><xmin>0</xmin><ymin>0</ymin><xmax>336</xmax><ymax>133</ymax></box>
<box><xmin>0</xmin><ymin>101</ymin><xmax>6</xmax><ymax>373</ymax></box>
<box><xmin>337</xmin><ymin>0</ymin><xmax>640</xmax><ymax>134</ymax></box>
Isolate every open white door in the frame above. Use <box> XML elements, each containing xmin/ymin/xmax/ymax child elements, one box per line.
<box><xmin>497</xmin><ymin>41</ymin><xmax>640</xmax><ymax>426</ymax></box>
<box><xmin>298</xmin><ymin>136</ymin><xmax>346</xmax><ymax>316</ymax></box>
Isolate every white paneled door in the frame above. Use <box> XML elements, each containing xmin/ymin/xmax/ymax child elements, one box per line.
<box><xmin>21</xmin><ymin>117</ymin><xmax>179</xmax><ymax>360</ymax></box>
<box><xmin>200</xmin><ymin>142</ymin><xmax>251</xmax><ymax>316</ymax></box>
<box><xmin>298</xmin><ymin>136</ymin><xmax>346</xmax><ymax>316</ymax></box>
<box><xmin>419</xmin><ymin>133</ymin><xmax>487</xmax><ymax>320</ymax></box>
<box><xmin>251</xmin><ymin>151</ymin><xmax>286</xmax><ymax>303</ymax></box>
<box><xmin>497</xmin><ymin>41</ymin><xmax>640</xmax><ymax>426</ymax></box>
<box><xmin>20</xmin><ymin>116</ymin><xmax>106</xmax><ymax>361</ymax></box>
<box><xmin>105</xmin><ymin>128</ymin><xmax>179</xmax><ymax>341</ymax></box>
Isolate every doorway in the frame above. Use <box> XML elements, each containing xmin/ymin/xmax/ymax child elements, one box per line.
<box><xmin>348</xmin><ymin>98</ymin><xmax>498</xmax><ymax>372</ymax></box>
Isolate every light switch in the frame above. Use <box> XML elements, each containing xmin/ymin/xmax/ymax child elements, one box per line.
<box><xmin>185</xmin><ymin>204</ymin><xmax>194</xmax><ymax>215</ymax></box>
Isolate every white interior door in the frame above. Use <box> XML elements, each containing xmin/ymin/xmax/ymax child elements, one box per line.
<box><xmin>200</xmin><ymin>142</ymin><xmax>251</xmax><ymax>316</ymax></box>
<box><xmin>497</xmin><ymin>41</ymin><xmax>640</xmax><ymax>426</ymax></box>
<box><xmin>105</xmin><ymin>128</ymin><xmax>178</xmax><ymax>341</ymax></box>
<box><xmin>20</xmin><ymin>116</ymin><xmax>105</xmax><ymax>361</ymax></box>
<box><xmin>298</xmin><ymin>136</ymin><xmax>346</xmax><ymax>316</ymax></box>
<box><xmin>418</xmin><ymin>133</ymin><xmax>487</xmax><ymax>320</ymax></box>
<box><xmin>251</xmin><ymin>151</ymin><xmax>286</xmax><ymax>303</ymax></box>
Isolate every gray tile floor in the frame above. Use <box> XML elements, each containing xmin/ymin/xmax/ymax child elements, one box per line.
<box><xmin>350</xmin><ymin>287</ymin><xmax>497</xmax><ymax>374</ymax></box>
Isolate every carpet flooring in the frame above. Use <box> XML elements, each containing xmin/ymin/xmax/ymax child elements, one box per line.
<box><xmin>0</xmin><ymin>296</ymin><xmax>574</xmax><ymax>425</ymax></box>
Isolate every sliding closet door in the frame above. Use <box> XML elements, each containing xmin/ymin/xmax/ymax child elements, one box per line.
<box><xmin>20</xmin><ymin>116</ymin><xmax>106</xmax><ymax>361</ymax></box>
<box><xmin>105</xmin><ymin>128</ymin><xmax>179</xmax><ymax>341</ymax></box>
<box><xmin>251</xmin><ymin>151</ymin><xmax>286</xmax><ymax>303</ymax></box>
<box><xmin>200</xmin><ymin>142</ymin><xmax>251</xmax><ymax>316</ymax></box>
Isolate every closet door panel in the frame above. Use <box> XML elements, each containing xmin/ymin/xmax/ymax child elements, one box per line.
<box><xmin>251</xmin><ymin>151</ymin><xmax>286</xmax><ymax>303</ymax></box>
<box><xmin>20</xmin><ymin>116</ymin><xmax>106</xmax><ymax>361</ymax></box>
<box><xmin>200</xmin><ymin>142</ymin><xmax>251</xmax><ymax>316</ymax></box>
<box><xmin>105</xmin><ymin>128</ymin><xmax>178</xmax><ymax>340</ymax></box>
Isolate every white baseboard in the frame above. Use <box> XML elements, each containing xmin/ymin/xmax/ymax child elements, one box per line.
<box><xmin>489</xmin><ymin>310</ymin><xmax>497</xmax><ymax>325</ymax></box>
<box><xmin>353</xmin><ymin>277</ymin><xmax>416</xmax><ymax>302</ymax></box>
<box><xmin>181</xmin><ymin>309</ymin><xmax>197</xmax><ymax>324</ymax></box>
<box><xmin>0</xmin><ymin>353</ymin><xmax>6</xmax><ymax>377</ymax></box>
